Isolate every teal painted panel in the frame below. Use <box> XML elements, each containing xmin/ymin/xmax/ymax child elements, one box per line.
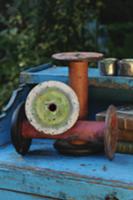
<box><xmin>20</xmin><ymin>65</ymin><xmax>133</xmax><ymax>90</ymax></box>
<box><xmin>20</xmin><ymin>65</ymin><xmax>133</xmax><ymax>103</ymax></box>
<box><xmin>0</xmin><ymin>64</ymin><xmax>133</xmax><ymax>199</ymax></box>
<box><xmin>0</xmin><ymin>140</ymin><xmax>133</xmax><ymax>199</ymax></box>
<box><xmin>0</xmin><ymin>189</ymin><xmax>58</xmax><ymax>200</ymax></box>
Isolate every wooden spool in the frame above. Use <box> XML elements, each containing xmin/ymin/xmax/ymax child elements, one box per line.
<box><xmin>25</xmin><ymin>81</ymin><xmax>79</xmax><ymax>135</ymax></box>
<box><xmin>11</xmin><ymin>103</ymin><xmax>118</xmax><ymax>160</ymax></box>
<box><xmin>52</xmin><ymin>52</ymin><xmax>103</xmax><ymax>119</ymax></box>
<box><xmin>52</xmin><ymin>52</ymin><xmax>103</xmax><ymax>146</ymax></box>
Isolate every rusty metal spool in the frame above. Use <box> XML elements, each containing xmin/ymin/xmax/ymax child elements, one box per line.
<box><xmin>11</xmin><ymin>52</ymin><xmax>118</xmax><ymax>160</ymax></box>
<box><xmin>52</xmin><ymin>52</ymin><xmax>104</xmax><ymax>149</ymax></box>
<box><xmin>52</xmin><ymin>52</ymin><xmax>103</xmax><ymax>119</ymax></box>
<box><xmin>11</xmin><ymin>102</ymin><xmax>32</xmax><ymax>155</ymax></box>
<box><xmin>11</xmin><ymin>102</ymin><xmax>118</xmax><ymax>160</ymax></box>
<box><xmin>54</xmin><ymin>105</ymin><xmax>118</xmax><ymax>160</ymax></box>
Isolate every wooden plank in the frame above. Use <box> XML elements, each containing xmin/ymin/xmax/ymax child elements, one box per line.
<box><xmin>20</xmin><ymin>63</ymin><xmax>52</xmax><ymax>84</ymax></box>
<box><xmin>0</xmin><ymin>189</ymin><xmax>59</xmax><ymax>200</ymax></box>
<box><xmin>0</xmin><ymin>140</ymin><xmax>133</xmax><ymax>199</ymax></box>
<box><xmin>20</xmin><ymin>65</ymin><xmax>133</xmax><ymax>103</ymax></box>
<box><xmin>20</xmin><ymin>66</ymin><xmax>133</xmax><ymax>90</ymax></box>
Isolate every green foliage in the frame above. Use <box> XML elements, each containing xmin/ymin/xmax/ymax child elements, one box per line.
<box><xmin>106</xmin><ymin>23</ymin><xmax>133</xmax><ymax>58</ymax></box>
<box><xmin>0</xmin><ymin>0</ymin><xmax>104</xmax><ymax>109</ymax></box>
<box><xmin>2</xmin><ymin>0</ymin><xmax>133</xmax><ymax>110</ymax></box>
<box><xmin>99</xmin><ymin>1</ymin><xmax>133</xmax><ymax>58</ymax></box>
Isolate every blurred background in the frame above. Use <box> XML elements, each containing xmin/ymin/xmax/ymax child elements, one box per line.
<box><xmin>0</xmin><ymin>0</ymin><xmax>133</xmax><ymax>109</ymax></box>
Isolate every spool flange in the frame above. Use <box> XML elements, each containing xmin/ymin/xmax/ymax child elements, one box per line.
<box><xmin>25</xmin><ymin>81</ymin><xmax>79</xmax><ymax>135</ymax></box>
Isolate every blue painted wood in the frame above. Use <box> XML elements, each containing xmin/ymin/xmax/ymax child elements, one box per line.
<box><xmin>20</xmin><ymin>65</ymin><xmax>133</xmax><ymax>90</ymax></box>
<box><xmin>0</xmin><ymin>190</ymin><xmax>55</xmax><ymax>200</ymax></box>
<box><xmin>0</xmin><ymin>84</ymin><xmax>31</xmax><ymax>145</ymax></box>
<box><xmin>0</xmin><ymin>140</ymin><xmax>133</xmax><ymax>199</ymax></box>
<box><xmin>0</xmin><ymin>64</ymin><xmax>133</xmax><ymax>199</ymax></box>
<box><xmin>21</xmin><ymin>63</ymin><xmax>52</xmax><ymax>73</ymax></box>
<box><xmin>20</xmin><ymin>63</ymin><xmax>53</xmax><ymax>84</ymax></box>
<box><xmin>20</xmin><ymin>65</ymin><xmax>133</xmax><ymax>103</ymax></box>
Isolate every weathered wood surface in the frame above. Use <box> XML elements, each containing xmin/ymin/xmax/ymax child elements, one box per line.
<box><xmin>0</xmin><ymin>64</ymin><xmax>133</xmax><ymax>199</ymax></box>
<box><xmin>0</xmin><ymin>139</ymin><xmax>133</xmax><ymax>199</ymax></box>
<box><xmin>20</xmin><ymin>64</ymin><xmax>133</xmax><ymax>103</ymax></box>
<box><xmin>0</xmin><ymin>84</ymin><xmax>31</xmax><ymax>146</ymax></box>
<box><xmin>0</xmin><ymin>189</ymin><xmax>55</xmax><ymax>200</ymax></box>
<box><xmin>20</xmin><ymin>64</ymin><xmax>133</xmax><ymax>90</ymax></box>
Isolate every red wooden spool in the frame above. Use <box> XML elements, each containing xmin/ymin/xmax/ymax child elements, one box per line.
<box><xmin>11</xmin><ymin>103</ymin><xmax>118</xmax><ymax>160</ymax></box>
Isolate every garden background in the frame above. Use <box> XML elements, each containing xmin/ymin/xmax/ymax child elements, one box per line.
<box><xmin>0</xmin><ymin>0</ymin><xmax>133</xmax><ymax>110</ymax></box>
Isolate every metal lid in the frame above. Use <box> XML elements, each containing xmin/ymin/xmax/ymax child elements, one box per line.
<box><xmin>52</xmin><ymin>52</ymin><xmax>103</xmax><ymax>62</ymax></box>
<box><xmin>98</xmin><ymin>58</ymin><xmax>117</xmax><ymax>76</ymax></box>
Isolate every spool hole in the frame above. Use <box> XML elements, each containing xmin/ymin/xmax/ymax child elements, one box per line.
<box><xmin>48</xmin><ymin>103</ymin><xmax>57</xmax><ymax>112</ymax></box>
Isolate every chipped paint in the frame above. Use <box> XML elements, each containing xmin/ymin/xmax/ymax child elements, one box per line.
<box><xmin>1</xmin><ymin>63</ymin><xmax>133</xmax><ymax>199</ymax></box>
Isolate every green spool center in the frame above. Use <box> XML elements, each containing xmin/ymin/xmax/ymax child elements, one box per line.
<box><xmin>32</xmin><ymin>87</ymin><xmax>71</xmax><ymax>128</ymax></box>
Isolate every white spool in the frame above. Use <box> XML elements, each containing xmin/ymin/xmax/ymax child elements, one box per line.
<box><xmin>25</xmin><ymin>81</ymin><xmax>79</xmax><ymax>135</ymax></box>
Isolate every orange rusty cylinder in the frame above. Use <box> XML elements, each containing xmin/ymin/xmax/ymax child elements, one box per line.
<box><xmin>52</xmin><ymin>52</ymin><xmax>104</xmax><ymax>119</ymax></box>
<box><xmin>11</xmin><ymin>101</ymin><xmax>118</xmax><ymax>160</ymax></box>
<box><xmin>22</xmin><ymin>120</ymin><xmax>105</xmax><ymax>141</ymax></box>
<box><xmin>69</xmin><ymin>61</ymin><xmax>89</xmax><ymax>119</ymax></box>
<box><xmin>15</xmin><ymin>104</ymin><xmax>118</xmax><ymax>160</ymax></box>
<box><xmin>52</xmin><ymin>52</ymin><xmax>103</xmax><ymax>145</ymax></box>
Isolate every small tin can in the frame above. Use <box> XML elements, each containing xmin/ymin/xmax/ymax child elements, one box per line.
<box><xmin>98</xmin><ymin>58</ymin><xmax>117</xmax><ymax>76</ymax></box>
<box><xmin>117</xmin><ymin>59</ymin><xmax>133</xmax><ymax>77</ymax></box>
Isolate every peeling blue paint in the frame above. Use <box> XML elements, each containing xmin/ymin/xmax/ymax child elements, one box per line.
<box><xmin>0</xmin><ymin>64</ymin><xmax>133</xmax><ymax>199</ymax></box>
